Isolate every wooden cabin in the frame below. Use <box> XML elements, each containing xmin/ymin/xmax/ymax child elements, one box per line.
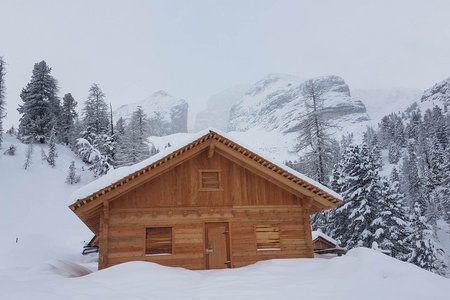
<box><xmin>69</xmin><ymin>129</ymin><xmax>342</xmax><ymax>270</ymax></box>
<box><xmin>312</xmin><ymin>231</ymin><xmax>346</xmax><ymax>256</ymax></box>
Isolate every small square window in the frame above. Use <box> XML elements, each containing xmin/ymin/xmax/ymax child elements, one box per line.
<box><xmin>255</xmin><ymin>225</ymin><xmax>281</xmax><ymax>251</ymax></box>
<box><xmin>199</xmin><ymin>170</ymin><xmax>222</xmax><ymax>191</ymax></box>
<box><xmin>146</xmin><ymin>227</ymin><xmax>172</xmax><ymax>255</ymax></box>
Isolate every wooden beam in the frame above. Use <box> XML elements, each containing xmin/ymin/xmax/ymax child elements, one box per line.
<box><xmin>208</xmin><ymin>142</ymin><xmax>215</xmax><ymax>158</ymax></box>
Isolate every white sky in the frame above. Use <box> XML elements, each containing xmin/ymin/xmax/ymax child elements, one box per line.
<box><xmin>1</xmin><ymin>0</ymin><xmax>450</xmax><ymax>129</ymax></box>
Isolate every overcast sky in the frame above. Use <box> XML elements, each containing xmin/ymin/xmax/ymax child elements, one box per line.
<box><xmin>1</xmin><ymin>0</ymin><xmax>450</xmax><ymax>129</ymax></box>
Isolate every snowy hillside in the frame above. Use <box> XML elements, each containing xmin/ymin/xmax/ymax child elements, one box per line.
<box><xmin>1</xmin><ymin>248</ymin><xmax>449</xmax><ymax>299</ymax></box>
<box><xmin>228</xmin><ymin>73</ymin><xmax>370</xmax><ymax>133</ymax></box>
<box><xmin>194</xmin><ymin>84</ymin><xmax>250</xmax><ymax>131</ymax></box>
<box><xmin>352</xmin><ymin>87</ymin><xmax>422</xmax><ymax>122</ymax></box>
<box><xmin>0</xmin><ymin>134</ymin><xmax>94</xmax><ymax>270</ymax></box>
<box><xmin>113</xmin><ymin>90</ymin><xmax>188</xmax><ymax>136</ymax></box>
<box><xmin>421</xmin><ymin>77</ymin><xmax>450</xmax><ymax>109</ymax></box>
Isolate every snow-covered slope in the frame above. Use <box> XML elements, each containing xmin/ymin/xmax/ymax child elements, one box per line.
<box><xmin>1</xmin><ymin>248</ymin><xmax>449</xmax><ymax>299</ymax></box>
<box><xmin>229</xmin><ymin>73</ymin><xmax>370</xmax><ymax>134</ymax></box>
<box><xmin>421</xmin><ymin>77</ymin><xmax>450</xmax><ymax>109</ymax></box>
<box><xmin>0</xmin><ymin>135</ymin><xmax>95</xmax><ymax>270</ymax></box>
<box><xmin>194</xmin><ymin>85</ymin><xmax>250</xmax><ymax>131</ymax></box>
<box><xmin>352</xmin><ymin>87</ymin><xmax>422</xmax><ymax>122</ymax></box>
<box><xmin>113</xmin><ymin>90</ymin><xmax>188</xmax><ymax>136</ymax></box>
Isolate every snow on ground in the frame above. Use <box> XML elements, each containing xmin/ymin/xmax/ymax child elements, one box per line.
<box><xmin>0</xmin><ymin>134</ymin><xmax>95</xmax><ymax>271</ymax></box>
<box><xmin>1</xmin><ymin>248</ymin><xmax>449</xmax><ymax>300</ymax></box>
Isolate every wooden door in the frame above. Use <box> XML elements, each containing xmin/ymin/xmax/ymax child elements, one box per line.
<box><xmin>205</xmin><ymin>222</ymin><xmax>231</xmax><ymax>269</ymax></box>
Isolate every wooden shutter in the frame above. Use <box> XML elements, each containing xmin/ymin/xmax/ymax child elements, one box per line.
<box><xmin>146</xmin><ymin>227</ymin><xmax>172</xmax><ymax>255</ymax></box>
<box><xmin>199</xmin><ymin>170</ymin><xmax>222</xmax><ymax>191</ymax></box>
<box><xmin>255</xmin><ymin>225</ymin><xmax>281</xmax><ymax>251</ymax></box>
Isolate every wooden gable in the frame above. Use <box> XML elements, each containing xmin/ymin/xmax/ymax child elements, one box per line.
<box><xmin>69</xmin><ymin>130</ymin><xmax>342</xmax><ymax>235</ymax></box>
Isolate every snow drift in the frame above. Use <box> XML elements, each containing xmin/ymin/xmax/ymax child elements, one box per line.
<box><xmin>1</xmin><ymin>248</ymin><xmax>449</xmax><ymax>300</ymax></box>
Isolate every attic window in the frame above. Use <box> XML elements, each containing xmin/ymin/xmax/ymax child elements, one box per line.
<box><xmin>145</xmin><ymin>227</ymin><xmax>172</xmax><ymax>256</ymax></box>
<box><xmin>255</xmin><ymin>225</ymin><xmax>281</xmax><ymax>251</ymax></box>
<box><xmin>199</xmin><ymin>170</ymin><xmax>222</xmax><ymax>191</ymax></box>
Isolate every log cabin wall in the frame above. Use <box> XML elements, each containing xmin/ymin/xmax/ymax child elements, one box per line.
<box><xmin>99</xmin><ymin>149</ymin><xmax>314</xmax><ymax>269</ymax></box>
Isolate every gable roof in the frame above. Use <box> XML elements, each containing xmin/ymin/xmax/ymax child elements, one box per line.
<box><xmin>69</xmin><ymin>128</ymin><xmax>342</xmax><ymax>214</ymax></box>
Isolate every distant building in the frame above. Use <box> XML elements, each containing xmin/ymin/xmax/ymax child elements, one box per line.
<box><xmin>312</xmin><ymin>230</ymin><xmax>346</xmax><ymax>256</ymax></box>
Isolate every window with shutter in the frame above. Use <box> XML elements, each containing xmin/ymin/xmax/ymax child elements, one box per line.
<box><xmin>199</xmin><ymin>170</ymin><xmax>222</xmax><ymax>191</ymax></box>
<box><xmin>146</xmin><ymin>227</ymin><xmax>172</xmax><ymax>255</ymax></box>
<box><xmin>255</xmin><ymin>225</ymin><xmax>281</xmax><ymax>251</ymax></box>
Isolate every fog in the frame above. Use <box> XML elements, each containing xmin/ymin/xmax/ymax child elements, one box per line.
<box><xmin>1</xmin><ymin>0</ymin><xmax>450</xmax><ymax>129</ymax></box>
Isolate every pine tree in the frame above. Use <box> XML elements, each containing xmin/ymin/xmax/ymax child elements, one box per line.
<box><xmin>401</xmin><ymin>142</ymin><xmax>425</xmax><ymax>208</ymax></box>
<box><xmin>374</xmin><ymin>169</ymin><xmax>411</xmax><ymax>260</ymax></box>
<box><xmin>47</xmin><ymin>128</ymin><xmax>57</xmax><ymax>167</ymax></box>
<box><xmin>114</xmin><ymin>117</ymin><xmax>129</xmax><ymax>167</ymax></box>
<box><xmin>82</xmin><ymin>83</ymin><xmax>109</xmax><ymax>136</ymax></box>
<box><xmin>17</xmin><ymin>61</ymin><xmax>60</xmax><ymax>143</ymax></box>
<box><xmin>294</xmin><ymin>79</ymin><xmax>335</xmax><ymax>185</ymax></box>
<box><xmin>23</xmin><ymin>144</ymin><xmax>34</xmax><ymax>170</ymax></box>
<box><xmin>125</xmin><ymin>107</ymin><xmax>150</xmax><ymax>166</ymax></box>
<box><xmin>0</xmin><ymin>57</ymin><xmax>6</xmax><ymax>149</ymax></box>
<box><xmin>40</xmin><ymin>147</ymin><xmax>48</xmax><ymax>162</ymax></box>
<box><xmin>60</xmin><ymin>93</ymin><xmax>78</xmax><ymax>147</ymax></box>
<box><xmin>329</xmin><ymin>144</ymin><xmax>383</xmax><ymax>248</ymax></box>
<box><xmin>79</xmin><ymin>83</ymin><xmax>115</xmax><ymax>167</ymax></box>
<box><xmin>406</xmin><ymin>201</ymin><xmax>446</xmax><ymax>275</ymax></box>
<box><xmin>66</xmin><ymin>161</ymin><xmax>80</xmax><ymax>184</ymax></box>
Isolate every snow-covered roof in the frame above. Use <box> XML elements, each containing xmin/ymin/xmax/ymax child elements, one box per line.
<box><xmin>312</xmin><ymin>230</ymin><xmax>338</xmax><ymax>246</ymax></box>
<box><xmin>69</xmin><ymin>128</ymin><xmax>342</xmax><ymax>211</ymax></box>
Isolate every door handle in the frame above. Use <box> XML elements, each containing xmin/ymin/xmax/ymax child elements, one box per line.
<box><xmin>206</xmin><ymin>247</ymin><xmax>214</xmax><ymax>254</ymax></box>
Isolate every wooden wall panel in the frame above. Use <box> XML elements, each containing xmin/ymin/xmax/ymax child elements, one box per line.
<box><xmin>103</xmin><ymin>206</ymin><xmax>313</xmax><ymax>270</ymax></box>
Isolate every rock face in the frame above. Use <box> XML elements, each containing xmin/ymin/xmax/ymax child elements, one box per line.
<box><xmin>114</xmin><ymin>90</ymin><xmax>188</xmax><ymax>136</ymax></box>
<box><xmin>194</xmin><ymin>85</ymin><xmax>250</xmax><ymax>131</ymax></box>
<box><xmin>228</xmin><ymin>73</ymin><xmax>369</xmax><ymax>133</ymax></box>
<box><xmin>421</xmin><ymin>77</ymin><xmax>450</xmax><ymax>110</ymax></box>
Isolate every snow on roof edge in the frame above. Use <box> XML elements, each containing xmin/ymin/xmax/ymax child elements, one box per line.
<box><xmin>312</xmin><ymin>230</ymin><xmax>339</xmax><ymax>246</ymax></box>
<box><xmin>69</xmin><ymin>127</ymin><xmax>343</xmax><ymax>203</ymax></box>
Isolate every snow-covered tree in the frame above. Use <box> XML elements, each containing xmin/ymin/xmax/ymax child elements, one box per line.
<box><xmin>47</xmin><ymin>128</ymin><xmax>57</xmax><ymax>167</ymax></box>
<box><xmin>329</xmin><ymin>144</ymin><xmax>383</xmax><ymax>248</ymax></box>
<box><xmin>82</xmin><ymin>83</ymin><xmax>109</xmax><ymax>136</ymax></box>
<box><xmin>0</xmin><ymin>57</ymin><xmax>6</xmax><ymax>149</ymax></box>
<box><xmin>406</xmin><ymin>202</ymin><xmax>446</xmax><ymax>275</ymax></box>
<box><xmin>66</xmin><ymin>161</ymin><xmax>80</xmax><ymax>184</ymax></box>
<box><xmin>294</xmin><ymin>79</ymin><xmax>336</xmax><ymax>185</ymax></box>
<box><xmin>60</xmin><ymin>93</ymin><xmax>78</xmax><ymax>147</ymax></box>
<box><xmin>23</xmin><ymin>144</ymin><xmax>34</xmax><ymax>170</ymax></box>
<box><xmin>114</xmin><ymin>117</ymin><xmax>129</xmax><ymax>167</ymax></box>
<box><xmin>40</xmin><ymin>147</ymin><xmax>48</xmax><ymax>162</ymax></box>
<box><xmin>374</xmin><ymin>169</ymin><xmax>411</xmax><ymax>260</ymax></box>
<box><xmin>17</xmin><ymin>61</ymin><xmax>60</xmax><ymax>143</ymax></box>
<box><xmin>76</xmin><ymin>138</ymin><xmax>111</xmax><ymax>177</ymax></box>
<box><xmin>6</xmin><ymin>125</ymin><xmax>16</xmax><ymax>136</ymax></box>
<box><xmin>79</xmin><ymin>84</ymin><xmax>115</xmax><ymax>167</ymax></box>
<box><xmin>3</xmin><ymin>144</ymin><xmax>15</xmax><ymax>156</ymax></box>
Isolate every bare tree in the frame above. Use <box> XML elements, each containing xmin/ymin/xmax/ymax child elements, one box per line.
<box><xmin>295</xmin><ymin>79</ymin><xmax>336</xmax><ymax>185</ymax></box>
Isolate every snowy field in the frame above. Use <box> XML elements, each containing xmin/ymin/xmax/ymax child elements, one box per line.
<box><xmin>1</xmin><ymin>248</ymin><xmax>450</xmax><ymax>300</ymax></box>
<box><xmin>1</xmin><ymin>134</ymin><xmax>450</xmax><ymax>299</ymax></box>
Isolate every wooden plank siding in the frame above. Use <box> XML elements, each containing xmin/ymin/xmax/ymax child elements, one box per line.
<box><xmin>104</xmin><ymin>206</ymin><xmax>311</xmax><ymax>269</ymax></box>
<box><xmin>93</xmin><ymin>149</ymin><xmax>315</xmax><ymax>269</ymax></box>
